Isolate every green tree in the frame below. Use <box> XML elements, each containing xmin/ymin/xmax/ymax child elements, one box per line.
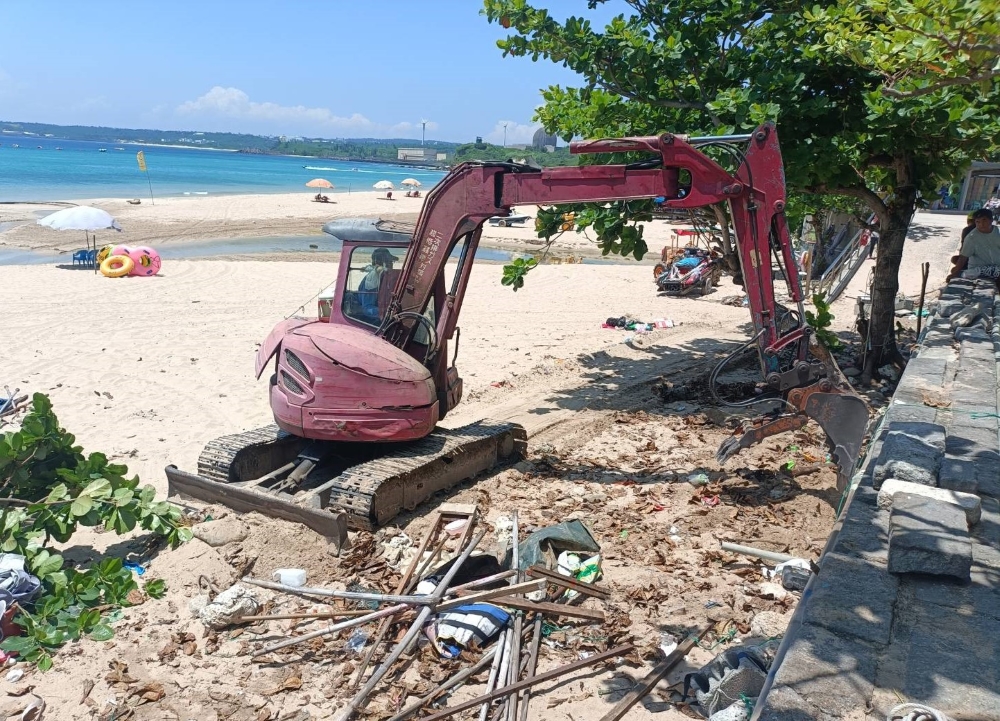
<box><xmin>482</xmin><ymin>0</ymin><xmax>999</xmax><ymax>376</ymax></box>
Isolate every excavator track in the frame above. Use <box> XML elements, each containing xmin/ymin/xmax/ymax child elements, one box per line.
<box><xmin>165</xmin><ymin>420</ymin><xmax>526</xmax><ymax>541</ymax></box>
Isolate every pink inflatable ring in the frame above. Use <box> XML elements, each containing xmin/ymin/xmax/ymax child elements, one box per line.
<box><xmin>127</xmin><ymin>246</ymin><xmax>161</xmax><ymax>276</ymax></box>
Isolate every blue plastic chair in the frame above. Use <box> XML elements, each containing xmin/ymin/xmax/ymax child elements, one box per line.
<box><xmin>72</xmin><ymin>249</ymin><xmax>96</xmax><ymax>267</ymax></box>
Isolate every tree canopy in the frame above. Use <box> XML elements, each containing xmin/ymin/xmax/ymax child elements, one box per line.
<box><xmin>483</xmin><ymin>0</ymin><xmax>1000</xmax><ymax>373</ymax></box>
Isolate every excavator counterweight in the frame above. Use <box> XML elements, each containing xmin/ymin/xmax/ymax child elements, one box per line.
<box><xmin>166</xmin><ymin>124</ymin><xmax>869</xmax><ymax>544</ymax></box>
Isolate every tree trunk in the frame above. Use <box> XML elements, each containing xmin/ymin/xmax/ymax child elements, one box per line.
<box><xmin>862</xmin><ymin>186</ymin><xmax>917</xmax><ymax>379</ymax></box>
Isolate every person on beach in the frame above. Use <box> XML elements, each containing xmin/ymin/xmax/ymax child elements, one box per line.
<box><xmin>949</xmin><ymin>209</ymin><xmax>1000</xmax><ymax>280</ymax></box>
<box><xmin>961</xmin><ymin>212</ymin><xmax>977</xmax><ymax>245</ymax></box>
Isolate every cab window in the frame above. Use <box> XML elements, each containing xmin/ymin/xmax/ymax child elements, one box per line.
<box><xmin>342</xmin><ymin>246</ymin><xmax>407</xmax><ymax>327</ymax></box>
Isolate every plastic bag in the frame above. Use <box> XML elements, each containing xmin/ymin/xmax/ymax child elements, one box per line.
<box><xmin>517</xmin><ymin>520</ymin><xmax>600</xmax><ymax>572</ymax></box>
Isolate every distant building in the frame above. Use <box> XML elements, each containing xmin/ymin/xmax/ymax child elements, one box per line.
<box><xmin>398</xmin><ymin>147</ymin><xmax>438</xmax><ymax>163</ymax></box>
<box><xmin>955</xmin><ymin>161</ymin><xmax>1000</xmax><ymax>211</ymax></box>
<box><xmin>532</xmin><ymin>128</ymin><xmax>557</xmax><ymax>151</ymax></box>
<box><xmin>436</xmin><ymin>152</ymin><xmax>448</xmax><ymax>162</ymax></box>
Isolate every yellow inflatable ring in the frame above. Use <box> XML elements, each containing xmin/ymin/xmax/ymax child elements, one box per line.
<box><xmin>101</xmin><ymin>255</ymin><xmax>134</xmax><ymax>278</ymax></box>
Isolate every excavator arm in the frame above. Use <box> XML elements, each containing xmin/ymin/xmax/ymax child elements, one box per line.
<box><xmin>379</xmin><ymin>123</ymin><xmax>868</xmax><ymax>489</ymax></box>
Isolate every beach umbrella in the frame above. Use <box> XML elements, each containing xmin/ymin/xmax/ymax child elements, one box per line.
<box><xmin>37</xmin><ymin>206</ymin><xmax>122</xmax><ymax>233</ymax></box>
<box><xmin>400</xmin><ymin>178</ymin><xmax>421</xmax><ymax>187</ymax></box>
<box><xmin>306</xmin><ymin>178</ymin><xmax>334</xmax><ymax>189</ymax></box>
<box><xmin>373</xmin><ymin>180</ymin><xmax>394</xmax><ymax>190</ymax></box>
<box><xmin>37</xmin><ymin>205</ymin><xmax>121</xmax><ymax>272</ymax></box>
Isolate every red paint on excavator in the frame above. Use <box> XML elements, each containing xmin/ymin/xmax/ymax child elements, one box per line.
<box><xmin>259</xmin><ymin>319</ymin><xmax>438</xmax><ymax>441</ymax></box>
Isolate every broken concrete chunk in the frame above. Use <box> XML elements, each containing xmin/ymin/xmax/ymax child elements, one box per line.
<box><xmin>877</xmin><ymin>479</ymin><xmax>981</xmax><ymax>526</ymax></box>
<box><xmin>888</xmin><ymin>493</ymin><xmax>972</xmax><ymax>582</ymax></box>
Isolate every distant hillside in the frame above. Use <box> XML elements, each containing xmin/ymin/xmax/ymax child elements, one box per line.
<box><xmin>450</xmin><ymin>142</ymin><xmax>577</xmax><ymax>168</ymax></box>
<box><xmin>0</xmin><ymin>120</ymin><xmax>458</xmax><ymax>165</ymax></box>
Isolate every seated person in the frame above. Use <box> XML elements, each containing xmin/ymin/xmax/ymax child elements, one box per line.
<box><xmin>949</xmin><ymin>209</ymin><xmax>1000</xmax><ymax>280</ymax></box>
<box><xmin>357</xmin><ymin>247</ymin><xmax>399</xmax><ymax>321</ymax></box>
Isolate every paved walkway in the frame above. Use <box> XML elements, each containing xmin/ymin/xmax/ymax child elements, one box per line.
<box><xmin>755</xmin><ymin>270</ymin><xmax>1000</xmax><ymax>719</ymax></box>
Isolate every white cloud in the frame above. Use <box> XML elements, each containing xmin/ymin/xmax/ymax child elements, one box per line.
<box><xmin>485</xmin><ymin>120</ymin><xmax>541</xmax><ymax>146</ymax></box>
<box><xmin>176</xmin><ymin>87</ymin><xmax>374</xmax><ymax>136</ymax></box>
<box><xmin>388</xmin><ymin>120</ymin><xmax>439</xmax><ymax>136</ymax></box>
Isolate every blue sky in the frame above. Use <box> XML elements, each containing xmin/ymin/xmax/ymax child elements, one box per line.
<box><xmin>0</xmin><ymin>1</ymin><xmax>621</xmax><ymax>145</ymax></box>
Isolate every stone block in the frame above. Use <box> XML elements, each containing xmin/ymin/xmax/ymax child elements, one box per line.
<box><xmin>883</xmin><ymin>401</ymin><xmax>939</xmax><ymax>426</ymax></box>
<box><xmin>906</xmin><ymin>566</ymin><xmax>1000</xmax><ymax>621</ymax></box>
<box><xmin>871</xmin><ymin>602</ymin><xmax>1000</xmax><ymax>719</ymax></box>
<box><xmin>938</xmin><ymin>454</ymin><xmax>987</xmax><ymax>494</ymax></box>
<box><xmin>946</xmin><ymin>425</ymin><xmax>1000</xmax><ymax>458</ymax></box>
<box><xmin>938</xmin><ymin>299</ymin><xmax>965</xmax><ymax>318</ymax></box>
<box><xmin>970</xmin><ymin>496</ymin><xmax>1000</xmax><ymax>570</ymax></box>
<box><xmin>888</xmin><ymin>493</ymin><xmax>972</xmax><ymax>581</ymax></box>
<box><xmin>801</xmin><ymin>552</ymin><xmax>898</xmax><ymax>645</ymax></box>
<box><xmin>873</xmin><ymin>425</ymin><xmax>944</xmax><ymax>489</ymax></box>
<box><xmin>877</xmin><ymin>478</ymin><xmax>982</xmax><ymax>525</ymax></box>
<box><xmin>831</xmin><ymin>485</ymin><xmax>890</xmax><ymax>563</ymax></box>
<box><xmin>764</xmin><ymin>625</ymin><xmax>877</xmax><ymax>720</ymax></box>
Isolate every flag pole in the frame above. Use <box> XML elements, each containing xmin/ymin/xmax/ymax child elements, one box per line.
<box><xmin>137</xmin><ymin>151</ymin><xmax>154</xmax><ymax>205</ymax></box>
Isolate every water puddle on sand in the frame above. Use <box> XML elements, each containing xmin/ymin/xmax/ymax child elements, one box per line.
<box><xmin>0</xmin><ymin>235</ymin><xmax>626</xmax><ymax>266</ymax></box>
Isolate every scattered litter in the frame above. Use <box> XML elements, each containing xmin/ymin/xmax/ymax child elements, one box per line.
<box><xmin>687</xmin><ymin>472</ymin><xmax>710</xmax><ymax>487</ymax></box>
<box><xmin>5</xmin><ymin>668</ymin><xmax>23</xmax><ymax>683</ymax></box>
<box><xmin>123</xmin><ymin>561</ymin><xmax>146</xmax><ymax>576</ymax></box>
<box><xmin>197</xmin><ymin>583</ymin><xmax>260</xmax><ymax>629</ymax></box>
<box><xmin>345</xmin><ymin>630</ymin><xmax>369</xmax><ymax>655</ymax></box>
<box><xmin>660</xmin><ymin>633</ymin><xmax>678</xmax><ymax>656</ymax></box>
<box><xmin>381</xmin><ymin>533</ymin><xmax>417</xmax><ymax>572</ymax></box>
<box><xmin>683</xmin><ymin>640</ymin><xmax>781</xmax><ymax>720</ymax></box>
<box><xmin>444</xmin><ymin>519</ymin><xmax>468</xmax><ymax>536</ymax></box>
<box><xmin>272</xmin><ymin>568</ymin><xmax>307</xmax><ymax>587</ymax></box>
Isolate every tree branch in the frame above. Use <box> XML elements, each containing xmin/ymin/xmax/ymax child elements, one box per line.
<box><xmin>881</xmin><ymin>70</ymin><xmax>999</xmax><ymax>99</ymax></box>
<box><xmin>807</xmin><ymin>184</ymin><xmax>889</xmax><ymax>228</ymax></box>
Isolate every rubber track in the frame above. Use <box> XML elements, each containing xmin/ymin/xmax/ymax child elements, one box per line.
<box><xmin>193</xmin><ymin>421</ymin><xmax>523</xmax><ymax>530</ymax></box>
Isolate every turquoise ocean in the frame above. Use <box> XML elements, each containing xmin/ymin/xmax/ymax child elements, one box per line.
<box><xmin>0</xmin><ymin>138</ymin><xmax>446</xmax><ymax>202</ymax></box>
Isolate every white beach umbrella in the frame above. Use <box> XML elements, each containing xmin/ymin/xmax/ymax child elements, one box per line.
<box><xmin>37</xmin><ymin>206</ymin><xmax>122</xmax><ymax>232</ymax></box>
<box><xmin>400</xmin><ymin>178</ymin><xmax>421</xmax><ymax>187</ymax></box>
<box><xmin>373</xmin><ymin>180</ymin><xmax>394</xmax><ymax>190</ymax></box>
<box><xmin>37</xmin><ymin>205</ymin><xmax>122</xmax><ymax>271</ymax></box>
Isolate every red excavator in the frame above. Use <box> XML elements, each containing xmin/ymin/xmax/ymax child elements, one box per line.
<box><xmin>166</xmin><ymin>123</ymin><xmax>868</xmax><ymax>543</ymax></box>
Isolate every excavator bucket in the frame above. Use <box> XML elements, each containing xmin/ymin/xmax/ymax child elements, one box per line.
<box><xmin>717</xmin><ymin>342</ymin><xmax>870</xmax><ymax>492</ymax></box>
<box><xmin>717</xmin><ymin>390</ymin><xmax>868</xmax><ymax>492</ymax></box>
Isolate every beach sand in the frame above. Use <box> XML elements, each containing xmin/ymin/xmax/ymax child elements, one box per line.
<box><xmin>0</xmin><ymin>190</ymin><xmax>701</xmax><ymax>260</ymax></box>
<box><xmin>0</xmin><ymin>211</ymin><xmax>965</xmax><ymax>720</ymax></box>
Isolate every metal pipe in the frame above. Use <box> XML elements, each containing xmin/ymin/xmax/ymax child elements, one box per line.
<box><xmin>516</xmin><ymin>616</ymin><xmax>543</xmax><ymax>721</ymax></box>
<box><xmin>252</xmin><ymin>603</ymin><xmax>410</xmax><ymax>657</ymax></box>
<box><xmin>687</xmin><ymin>133</ymin><xmax>753</xmax><ymax>144</ymax></box>
<box><xmin>243</xmin><ymin>578</ymin><xmax>435</xmax><ymax>606</ymax></box>
<box><xmin>479</xmin><ymin>629</ymin><xmax>508</xmax><ymax>721</ymax></box>
<box><xmin>720</xmin><ymin>542</ymin><xmax>797</xmax><ymax>564</ymax></box>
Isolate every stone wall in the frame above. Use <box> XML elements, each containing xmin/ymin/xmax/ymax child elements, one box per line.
<box><xmin>755</xmin><ymin>278</ymin><xmax>1000</xmax><ymax>720</ymax></box>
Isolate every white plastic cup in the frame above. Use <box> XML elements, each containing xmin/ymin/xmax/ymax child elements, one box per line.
<box><xmin>272</xmin><ymin>568</ymin><xmax>307</xmax><ymax>587</ymax></box>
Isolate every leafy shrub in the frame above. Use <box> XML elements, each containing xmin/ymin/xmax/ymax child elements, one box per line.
<box><xmin>0</xmin><ymin>393</ymin><xmax>190</xmax><ymax>669</ymax></box>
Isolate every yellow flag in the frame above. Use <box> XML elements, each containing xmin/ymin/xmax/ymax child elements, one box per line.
<box><xmin>136</xmin><ymin>151</ymin><xmax>147</xmax><ymax>172</ymax></box>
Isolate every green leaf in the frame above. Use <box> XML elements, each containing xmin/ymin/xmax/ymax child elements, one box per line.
<box><xmin>33</xmin><ymin>552</ymin><xmax>64</xmax><ymax>579</ymax></box>
<box><xmin>144</xmin><ymin>578</ymin><xmax>167</xmax><ymax>600</ymax></box>
<box><xmin>69</xmin><ymin>495</ymin><xmax>94</xmax><ymax>517</ymax></box>
<box><xmin>37</xmin><ymin>653</ymin><xmax>53</xmax><ymax>672</ymax></box>
<box><xmin>45</xmin><ymin>483</ymin><xmax>69</xmax><ymax>503</ymax></box>
<box><xmin>88</xmin><ymin>624</ymin><xmax>114</xmax><ymax>642</ymax></box>
<box><xmin>82</xmin><ymin>478</ymin><xmax>112</xmax><ymax>499</ymax></box>
<box><xmin>0</xmin><ymin>635</ymin><xmax>39</xmax><ymax>653</ymax></box>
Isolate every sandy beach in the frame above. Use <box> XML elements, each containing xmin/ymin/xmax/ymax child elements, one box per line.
<box><xmin>0</xmin><ymin>191</ymin><xmax>705</xmax><ymax>262</ymax></box>
<box><xmin>0</xmin><ymin>210</ymin><xmax>965</xmax><ymax>720</ymax></box>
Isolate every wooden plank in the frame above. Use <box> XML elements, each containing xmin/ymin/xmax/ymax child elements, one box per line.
<box><xmin>420</xmin><ymin>645</ymin><xmax>634</xmax><ymax>721</ymax></box>
<box><xmin>487</xmin><ymin>596</ymin><xmax>605</xmax><ymax>622</ymax></box>
<box><xmin>597</xmin><ymin>625</ymin><xmax>710</xmax><ymax>721</ymax></box>
<box><xmin>440</xmin><ymin>580</ymin><xmax>544</xmax><ymax>612</ymax></box>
